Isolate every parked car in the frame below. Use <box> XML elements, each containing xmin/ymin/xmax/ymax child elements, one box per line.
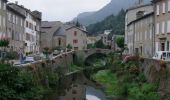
<box><xmin>24</xmin><ymin>56</ymin><xmax>35</xmax><ymax>63</ymax></box>
<box><xmin>152</xmin><ymin>51</ymin><xmax>170</xmax><ymax>61</ymax></box>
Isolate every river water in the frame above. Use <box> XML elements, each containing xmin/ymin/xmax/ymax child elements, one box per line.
<box><xmin>86</xmin><ymin>86</ymin><xmax>106</xmax><ymax>100</ymax></box>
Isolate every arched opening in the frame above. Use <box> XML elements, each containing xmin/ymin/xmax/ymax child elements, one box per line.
<box><xmin>84</xmin><ymin>53</ymin><xmax>107</xmax><ymax>66</ymax></box>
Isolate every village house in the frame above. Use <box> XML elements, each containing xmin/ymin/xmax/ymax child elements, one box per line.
<box><xmin>14</xmin><ymin>4</ymin><xmax>42</xmax><ymax>55</ymax></box>
<box><xmin>0</xmin><ymin>0</ymin><xmax>7</xmax><ymax>39</ymax></box>
<box><xmin>125</xmin><ymin>2</ymin><xmax>154</xmax><ymax>56</ymax></box>
<box><xmin>40</xmin><ymin>21</ymin><xmax>66</xmax><ymax>51</ymax></box>
<box><xmin>127</xmin><ymin>12</ymin><xmax>155</xmax><ymax>58</ymax></box>
<box><xmin>65</xmin><ymin>26</ymin><xmax>87</xmax><ymax>50</ymax></box>
<box><xmin>6</xmin><ymin>3</ymin><xmax>25</xmax><ymax>53</ymax></box>
<box><xmin>153</xmin><ymin>0</ymin><xmax>170</xmax><ymax>52</ymax></box>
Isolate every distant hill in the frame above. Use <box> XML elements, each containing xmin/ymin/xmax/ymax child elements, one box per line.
<box><xmin>73</xmin><ymin>0</ymin><xmax>150</xmax><ymax>26</ymax></box>
<box><xmin>87</xmin><ymin>9</ymin><xmax>126</xmax><ymax>36</ymax></box>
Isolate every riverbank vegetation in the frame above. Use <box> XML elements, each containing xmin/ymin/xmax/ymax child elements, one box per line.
<box><xmin>0</xmin><ymin>63</ymin><xmax>65</xmax><ymax>100</ymax></box>
<box><xmin>93</xmin><ymin>57</ymin><xmax>161</xmax><ymax>100</ymax></box>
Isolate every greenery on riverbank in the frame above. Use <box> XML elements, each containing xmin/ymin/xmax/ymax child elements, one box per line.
<box><xmin>93</xmin><ymin>59</ymin><xmax>161</xmax><ymax>100</ymax></box>
<box><xmin>0</xmin><ymin>63</ymin><xmax>64</xmax><ymax>100</ymax></box>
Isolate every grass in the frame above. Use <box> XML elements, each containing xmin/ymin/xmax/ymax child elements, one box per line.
<box><xmin>93</xmin><ymin>70</ymin><xmax>118</xmax><ymax>98</ymax></box>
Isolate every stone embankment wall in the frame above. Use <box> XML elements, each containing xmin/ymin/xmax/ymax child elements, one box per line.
<box><xmin>142</xmin><ymin>58</ymin><xmax>170</xmax><ymax>97</ymax></box>
<box><xmin>19</xmin><ymin>52</ymin><xmax>74</xmax><ymax>73</ymax></box>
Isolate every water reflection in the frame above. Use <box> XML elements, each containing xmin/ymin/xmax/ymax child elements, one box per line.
<box><xmin>86</xmin><ymin>86</ymin><xmax>106</xmax><ymax>100</ymax></box>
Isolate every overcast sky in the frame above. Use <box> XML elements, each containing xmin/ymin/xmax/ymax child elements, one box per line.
<box><xmin>9</xmin><ymin>0</ymin><xmax>111</xmax><ymax>22</ymax></box>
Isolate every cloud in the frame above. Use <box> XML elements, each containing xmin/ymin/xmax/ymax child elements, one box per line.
<box><xmin>9</xmin><ymin>0</ymin><xmax>111</xmax><ymax>22</ymax></box>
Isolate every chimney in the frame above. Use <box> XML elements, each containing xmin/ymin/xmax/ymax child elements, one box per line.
<box><xmin>15</xmin><ymin>1</ymin><xmax>18</xmax><ymax>5</ymax></box>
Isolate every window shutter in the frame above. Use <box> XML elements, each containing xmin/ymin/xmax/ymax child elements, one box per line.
<box><xmin>157</xmin><ymin>5</ymin><xmax>160</xmax><ymax>15</ymax></box>
<box><xmin>162</xmin><ymin>21</ymin><xmax>165</xmax><ymax>34</ymax></box>
<box><xmin>156</xmin><ymin>23</ymin><xmax>159</xmax><ymax>34</ymax></box>
<box><xmin>168</xmin><ymin>1</ymin><xmax>170</xmax><ymax>12</ymax></box>
<box><xmin>163</xmin><ymin>2</ymin><xmax>166</xmax><ymax>13</ymax></box>
<box><xmin>167</xmin><ymin>20</ymin><xmax>170</xmax><ymax>33</ymax></box>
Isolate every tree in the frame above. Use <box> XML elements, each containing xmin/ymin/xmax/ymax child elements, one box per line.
<box><xmin>67</xmin><ymin>44</ymin><xmax>72</xmax><ymax>50</ymax></box>
<box><xmin>116</xmin><ymin>37</ymin><xmax>125</xmax><ymax>58</ymax></box>
<box><xmin>95</xmin><ymin>39</ymin><xmax>106</xmax><ymax>49</ymax></box>
<box><xmin>43</xmin><ymin>47</ymin><xmax>52</xmax><ymax>59</ymax></box>
<box><xmin>76</xmin><ymin>19</ymin><xmax>81</xmax><ymax>27</ymax></box>
<box><xmin>0</xmin><ymin>39</ymin><xmax>9</xmax><ymax>51</ymax></box>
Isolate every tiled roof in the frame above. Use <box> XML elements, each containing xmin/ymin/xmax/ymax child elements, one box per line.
<box><xmin>41</xmin><ymin>21</ymin><xmax>65</xmax><ymax>36</ymax></box>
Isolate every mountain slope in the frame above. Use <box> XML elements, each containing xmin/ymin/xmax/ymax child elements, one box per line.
<box><xmin>74</xmin><ymin>0</ymin><xmax>150</xmax><ymax>26</ymax></box>
<box><xmin>87</xmin><ymin>9</ymin><xmax>126</xmax><ymax>36</ymax></box>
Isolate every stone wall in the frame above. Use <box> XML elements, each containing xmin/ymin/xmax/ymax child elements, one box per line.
<box><xmin>142</xmin><ymin>58</ymin><xmax>170</xmax><ymax>97</ymax></box>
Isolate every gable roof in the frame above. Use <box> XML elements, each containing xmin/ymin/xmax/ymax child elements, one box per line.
<box><xmin>127</xmin><ymin>12</ymin><xmax>154</xmax><ymax>26</ymax></box>
<box><xmin>7</xmin><ymin>3</ymin><xmax>26</xmax><ymax>18</ymax></box>
<box><xmin>126</xmin><ymin>3</ymin><xmax>152</xmax><ymax>13</ymax></box>
<box><xmin>65</xmin><ymin>25</ymin><xmax>88</xmax><ymax>33</ymax></box>
<box><xmin>41</xmin><ymin>21</ymin><xmax>65</xmax><ymax>36</ymax></box>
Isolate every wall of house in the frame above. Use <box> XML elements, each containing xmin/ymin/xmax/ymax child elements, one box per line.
<box><xmin>7</xmin><ymin>8</ymin><xmax>25</xmax><ymax>53</ymax></box>
<box><xmin>134</xmin><ymin>15</ymin><xmax>154</xmax><ymax>58</ymax></box>
<box><xmin>155</xmin><ymin>0</ymin><xmax>170</xmax><ymax>52</ymax></box>
<box><xmin>0</xmin><ymin>0</ymin><xmax>7</xmax><ymax>39</ymax></box>
<box><xmin>24</xmin><ymin>12</ymin><xmax>38</xmax><ymax>54</ymax></box>
<box><xmin>53</xmin><ymin>36</ymin><xmax>66</xmax><ymax>49</ymax></box>
<box><xmin>66</xmin><ymin>28</ymin><xmax>87</xmax><ymax>50</ymax></box>
<box><xmin>125</xmin><ymin>5</ymin><xmax>154</xmax><ymax>54</ymax></box>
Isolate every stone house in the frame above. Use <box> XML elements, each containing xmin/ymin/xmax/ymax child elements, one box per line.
<box><xmin>65</xmin><ymin>26</ymin><xmax>87</xmax><ymax>50</ymax></box>
<box><xmin>6</xmin><ymin>3</ymin><xmax>25</xmax><ymax>53</ymax></box>
<box><xmin>40</xmin><ymin>21</ymin><xmax>66</xmax><ymax>51</ymax></box>
<box><xmin>153</xmin><ymin>0</ymin><xmax>170</xmax><ymax>52</ymax></box>
<box><xmin>0</xmin><ymin>0</ymin><xmax>7</xmax><ymax>39</ymax></box>
<box><xmin>125</xmin><ymin>3</ymin><xmax>154</xmax><ymax>55</ymax></box>
<box><xmin>12</xmin><ymin>4</ymin><xmax>42</xmax><ymax>55</ymax></box>
<box><xmin>97</xmin><ymin>34</ymin><xmax>111</xmax><ymax>46</ymax></box>
<box><xmin>127</xmin><ymin>12</ymin><xmax>155</xmax><ymax>58</ymax></box>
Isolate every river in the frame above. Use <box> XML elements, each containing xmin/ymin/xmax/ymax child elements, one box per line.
<box><xmin>86</xmin><ymin>86</ymin><xmax>106</xmax><ymax>100</ymax></box>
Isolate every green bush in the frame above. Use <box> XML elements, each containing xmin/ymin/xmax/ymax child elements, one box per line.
<box><xmin>0</xmin><ymin>64</ymin><xmax>44</xmax><ymax>100</ymax></box>
<box><xmin>6</xmin><ymin>52</ymin><xmax>19</xmax><ymax>59</ymax></box>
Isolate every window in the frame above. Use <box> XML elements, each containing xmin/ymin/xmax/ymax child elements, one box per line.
<box><xmin>168</xmin><ymin>0</ymin><xmax>170</xmax><ymax>12</ymax></box>
<box><xmin>167</xmin><ymin>41</ymin><xmax>169</xmax><ymax>51</ymax></box>
<box><xmin>8</xmin><ymin>12</ymin><xmax>11</xmax><ymax>21</ymax></box>
<box><xmin>74</xmin><ymin>31</ymin><xmax>77</xmax><ymax>36</ymax></box>
<box><xmin>150</xmin><ymin>29</ymin><xmax>152</xmax><ymax>39</ymax></box>
<box><xmin>21</xmin><ymin>19</ymin><xmax>23</xmax><ymax>26</ymax></box>
<box><xmin>13</xmin><ymin>15</ymin><xmax>15</xmax><ymax>23</ymax></box>
<box><xmin>145</xmin><ymin>31</ymin><xmax>147</xmax><ymax>40</ymax></box>
<box><xmin>3</xmin><ymin>3</ymin><xmax>6</xmax><ymax>10</ymax></box>
<box><xmin>58</xmin><ymin>38</ymin><xmax>61</xmax><ymax>46</ymax></box>
<box><xmin>73</xmin><ymin>40</ymin><xmax>78</xmax><ymax>44</ymax></box>
<box><xmin>12</xmin><ymin>30</ymin><xmax>14</xmax><ymax>40</ymax></box>
<box><xmin>26</xmin><ymin>21</ymin><xmax>29</xmax><ymax>27</ymax></box>
<box><xmin>167</xmin><ymin>20</ymin><xmax>170</xmax><ymax>33</ymax></box>
<box><xmin>26</xmin><ymin>33</ymin><xmax>30</xmax><ymax>41</ymax></box>
<box><xmin>16</xmin><ymin>16</ymin><xmax>18</xmax><ymax>25</ymax></box>
<box><xmin>156</xmin><ymin>23</ymin><xmax>159</xmax><ymax>34</ymax></box>
<box><xmin>3</xmin><ymin>17</ymin><xmax>5</xmax><ymax>27</ymax></box>
<box><xmin>72</xmin><ymin>90</ymin><xmax>77</xmax><ymax>94</ymax></box>
<box><xmin>0</xmin><ymin>15</ymin><xmax>1</xmax><ymax>26</ymax></box>
<box><xmin>0</xmin><ymin>0</ymin><xmax>1</xmax><ymax>9</ymax></box>
<box><xmin>162</xmin><ymin>21</ymin><xmax>165</xmax><ymax>34</ymax></box>
<box><xmin>156</xmin><ymin>4</ymin><xmax>160</xmax><ymax>15</ymax></box>
<box><xmin>162</xmin><ymin>2</ymin><xmax>166</xmax><ymax>14</ymax></box>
